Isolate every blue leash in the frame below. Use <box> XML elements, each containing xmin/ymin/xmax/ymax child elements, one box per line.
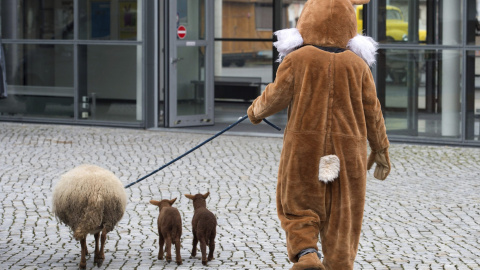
<box><xmin>124</xmin><ymin>115</ymin><xmax>281</xmax><ymax>188</ymax></box>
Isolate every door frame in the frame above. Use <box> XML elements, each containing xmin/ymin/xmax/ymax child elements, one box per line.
<box><xmin>165</xmin><ymin>0</ymin><xmax>214</xmax><ymax>127</ymax></box>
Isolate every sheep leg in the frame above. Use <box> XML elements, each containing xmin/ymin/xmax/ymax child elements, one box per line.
<box><xmin>190</xmin><ymin>233</ymin><xmax>198</xmax><ymax>258</ymax></box>
<box><xmin>94</xmin><ymin>227</ymin><xmax>107</xmax><ymax>267</ymax></box>
<box><xmin>165</xmin><ymin>236</ymin><xmax>172</xmax><ymax>263</ymax></box>
<box><xmin>200</xmin><ymin>239</ymin><xmax>207</xmax><ymax>265</ymax></box>
<box><xmin>175</xmin><ymin>236</ymin><xmax>182</xmax><ymax>265</ymax></box>
<box><xmin>158</xmin><ymin>230</ymin><xmax>164</xmax><ymax>260</ymax></box>
<box><xmin>80</xmin><ymin>237</ymin><xmax>87</xmax><ymax>269</ymax></box>
<box><xmin>94</xmin><ymin>232</ymin><xmax>100</xmax><ymax>258</ymax></box>
<box><xmin>208</xmin><ymin>238</ymin><xmax>215</xmax><ymax>261</ymax></box>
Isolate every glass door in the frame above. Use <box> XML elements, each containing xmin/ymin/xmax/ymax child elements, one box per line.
<box><xmin>167</xmin><ymin>0</ymin><xmax>214</xmax><ymax>127</ymax></box>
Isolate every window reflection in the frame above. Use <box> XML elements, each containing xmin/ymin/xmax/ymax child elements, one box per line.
<box><xmin>466</xmin><ymin>51</ymin><xmax>480</xmax><ymax>140</ymax></box>
<box><xmin>215</xmin><ymin>41</ymin><xmax>272</xmax><ymax>90</ymax></box>
<box><xmin>467</xmin><ymin>0</ymin><xmax>480</xmax><ymax>45</ymax></box>
<box><xmin>78</xmin><ymin>45</ymin><xmax>142</xmax><ymax>122</ymax></box>
<box><xmin>374</xmin><ymin>2</ymin><xmax>427</xmax><ymax>43</ymax></box>
<box><xmin>0</xmin><ymin>0</ymin><xmax>74</xmax><ymax>40</ymax></box>
<box><xmin>176</xmin><ymin>0</ymin><xmax>205</xmax><ymax>40</ymax></box>
<box><xmin>0</xmin><ymin>44</ymin><xmax>74</xmax><ymax>118</ymax></box>
<box><xmin>375</xmin><ymin>0</ymin><xmax>463</xmax><ymax>45</ymax></box>
<box><xmin>379</xmin><ymin>50</ymin><xmax>462</xmax><ymax>140</ymax></box>
<box><xmin>79</xmin><ymin>0</ymin><xmax>141</xmax><ymax>40</ymax></box>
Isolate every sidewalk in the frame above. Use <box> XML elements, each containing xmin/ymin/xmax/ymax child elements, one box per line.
<box><xmin>0</xmin><ymin>122</ymin><xmax>479</xmax><ymax>269</ymax></box>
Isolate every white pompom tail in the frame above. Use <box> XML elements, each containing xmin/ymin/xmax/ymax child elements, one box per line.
<box><xmin>347</xmin><ymin>34</ymin><xmax>378</xmax><ymax>67</ymax></box>
<box><xmin>273</xmin><ymin>28</ymin><xmax>304</xmax><ymax>62</ymax></box>
<box><xmin>319</xmin><ymin>155</ymin><xmax>340</xmax><ymax>183</ymax></box>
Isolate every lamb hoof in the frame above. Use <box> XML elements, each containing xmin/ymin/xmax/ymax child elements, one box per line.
<box><xmin>176</xmin><ymin>260</ymin><xmax>182</xmax><ymax>265</ymax></box>
<box><xmin>158</xmin><ymin>255</ymin><xmax>163</xmax><ymax>260</ymax></box>
<box><xmin>208</xmin><ymin>257</ymin><xmax>214</xmax><ymax>261</ymax></box>
<box><xmin>202</xmin><ymin>260</ymin><xmax>207</xmax><ymax>266</ymax></box>
<box><xmin>94</xmin><ymin>258</ymin><xmax>104</xmax><ymax>267</ymax></box>
<box><xmin>79</xmin><ymin>262</ymin><xmax>86</xmax><ymax>269</ymax></box>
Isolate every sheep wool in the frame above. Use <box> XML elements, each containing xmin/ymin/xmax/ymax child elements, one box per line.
<box><xmin>52</xmin><ymin>164</ymin><xmax>127</xmax><ymax>240</ymax></box>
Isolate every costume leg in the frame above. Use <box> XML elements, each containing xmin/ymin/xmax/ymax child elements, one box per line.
<box><xmin>320</xmin><ymin>172</ymin><xmax>366</xmax><ymax>270</ymax></box>
<box><xmin>276</xmin><ymin>171</ymin><xmax>326</xmax><ymax>263</ymax></box>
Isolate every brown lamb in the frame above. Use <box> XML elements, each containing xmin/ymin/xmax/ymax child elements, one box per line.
<box><xmin>149</xmin><ymin>198</ymin><xmax>183</xmax><ymax>265</ymax></box>
<box><xmin>185</xmin><ymin>192</ymin><xmax>217</xmax><ymax>265</ymax></box>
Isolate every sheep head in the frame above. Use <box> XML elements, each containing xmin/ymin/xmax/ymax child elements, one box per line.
<box><xmin>149</xmin><ymin>198</ymin><xmax>177</xmax><ymax>210</ymax></box>
<box><xmin>185</xmin><ymin>192</ymin><xmax>210</xmax><ymax>209</ymax></box>
<box><xmin>185</xmin><ymin>192</ymin><xmax>209</xmax><ymax>200</ymax></box>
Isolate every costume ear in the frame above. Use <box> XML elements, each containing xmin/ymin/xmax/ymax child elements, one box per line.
<box><xmin>351</xmin><ymin>0</ymin><xmax>370</xmax><ymax>4</ymax></box>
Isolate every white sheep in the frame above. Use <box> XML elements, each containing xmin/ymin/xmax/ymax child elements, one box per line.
<box><xmin>52</xmin><ymin>164</ymin><xmax>127</xmax><ymax>269</ymax></box>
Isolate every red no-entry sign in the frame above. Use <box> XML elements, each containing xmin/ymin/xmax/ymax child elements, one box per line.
<box><xmin>177</xmin><ymin>25</ymin><xmax>186</xmax><ymax>39</ymax></box>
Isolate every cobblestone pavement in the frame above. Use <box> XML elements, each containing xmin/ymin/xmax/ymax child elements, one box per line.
<box><xmin>0</xmin><ymin>122</ymin><xmax>479</xmax><ymax>270</ymax></box>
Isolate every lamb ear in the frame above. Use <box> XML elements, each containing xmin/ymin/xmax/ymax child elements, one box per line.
<box><xmin>149</xmin><ymin>200</ymin><xmax>160</xmax><ymax>206</ymax></box>
<box><xmin>185</xmin><ymin>194</ymin><xmax>195</xmax><ymax>200</ymax></box>
<box><xmin>202</xmin><ymin>192</ymin><xmax>210</xmax><ymax>199</ymax></box>
<box><xmin>169</xmin><ymin>198</ymin><xmax>177</xmax><ymax>205</ymax></box>
<box><xmin>350</xmin><ymin>0</ymin><xmax>370</xmax><ymax>4</ymax></box>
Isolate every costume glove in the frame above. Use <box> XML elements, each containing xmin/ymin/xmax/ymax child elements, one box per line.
<box><xmin>367</xmin><ymin>148</ymin><xmax>390</xmax><ymax>180</ymax></box>
<box><xmin>247</xmin><ymin>105</ymin><xmax>262</xmax><ymax>124</ymax></box>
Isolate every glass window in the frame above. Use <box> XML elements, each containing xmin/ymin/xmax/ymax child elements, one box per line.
<box><xmin>216</xmin><ymin>0</ymin><xmax>272</xmax><ymax>39</ymax></box>
<box><xmin>255</xmin><ymin>3</ymin><xmax>272</xmax><ymax>30</ymax></box>
<box><xmin>378</xmin><ymin>49</ymin><xmax>462</xmax><ymax>140</ymax></box>
<box><xmin>176</xmin><ymin>46</ymin><xmax>206</xmax><ymax>116</ymax></box>
<box><xmin>284</xmin><ymin>1</ymin><xmax>306</xmax><ymax>29</ymax></box>
<box><xmin>377</xmin><ymin>0</ymin><xmax>462</xmax><ymax>45</ymax></box>
<box><xmin>466</xmin><ymin>51</ymin><xmax>480</xmax><ymax>140</ymax></box>
<box><xmin>0</xmin><ymin>44</ymin><xmax>74</xmax><ymax>118</ymax></box>
<box><xmin>215</xmin><ymin>41</ymin><xmax>272</xmax><ymax>89</ymax></box>
<box><xmin>0</xmin><ymin>0</ymin><xmax>74</xmax><ymax>40</ymax></box>
<box><xmin>79</xmin><ymin>0</ymin><xmax>142</xmax><ymax>41</ymax></box>
<box><xmin>175</xmin><ymin>0</ymin><xmax>205</xmax><ymax>41</ymax></box>
<box><xmin>78</xmin><ymin>45</ymin><xmax>142</xmax><ymax>122</ymax></box>
<box><xmin>467</xmin><ymin>0</ymin><xmax>480</xmax><ymax>45</ymax></box>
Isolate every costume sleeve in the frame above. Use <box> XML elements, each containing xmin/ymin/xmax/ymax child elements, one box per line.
<box><xmin>247</xmin><ymin>56</ymin><xmax>295</xmax><ymax>124</ymax></box>
<box><xmin>362</xmin><ymin>68</ymin><xmax>389</xmax><ymax>151</ymax></box>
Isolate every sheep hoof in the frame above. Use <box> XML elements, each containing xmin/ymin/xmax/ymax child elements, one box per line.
<box><xmin>208</xmin><ymin>257</ymin><xmax>214</xmax><ymax>261</ymax></box>
<box><xmin>202</xmin><ymin>260</ymin><xmax>208</xmax><ymax>266</ymax></box>
<box><xmin>176</xmin><ymin>260</ymin><xmax>182</xmax><ymax>265</ymax></box>
<box><xmin>79</xmin><ymin>262</ymin><xmax>86</xmax><ymax>269</ymax></box>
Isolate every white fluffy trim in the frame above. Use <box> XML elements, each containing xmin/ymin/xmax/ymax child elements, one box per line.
<box><xmin>347</xmin><ymin>34</ymin><xmax>378</xmax><ymax>67</ymax></box>
<box><xmin>273</xmin><ymin>28</ymin><xmax>304</xmax><ymax>62</ymax></box>
<box><xmin>318</xmin><ymin>155</ymin><xmax>340</xmax><ymax>183</ymax></box>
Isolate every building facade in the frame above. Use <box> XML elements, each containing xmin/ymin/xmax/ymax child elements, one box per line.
<box><xmin>0</xmin><ymin>0</ymin><xmax>479</xmax><ymax>146</ymax></box>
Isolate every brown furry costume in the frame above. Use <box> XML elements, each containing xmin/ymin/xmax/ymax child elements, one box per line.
<box><xmin>247</xmin><ymin>0</ymin><xmax>391</xmax><ymax>269</ymax></box>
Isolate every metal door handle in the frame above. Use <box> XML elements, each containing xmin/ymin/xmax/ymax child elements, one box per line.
<box><xmin>171</xmin><ymin>57</ymin><xmax>184</xmax><ymax>64</ymax></box>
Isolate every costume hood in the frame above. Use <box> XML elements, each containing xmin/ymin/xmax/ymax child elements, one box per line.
<box><xmin>297</xmin><ymin>0</ymin><xmax>361</xmax><ymax>49</ymax></box>
<box><xmin>274</xmin><ymin>0</ymin><xmax>377</xmax><ymax>66</ymax></box>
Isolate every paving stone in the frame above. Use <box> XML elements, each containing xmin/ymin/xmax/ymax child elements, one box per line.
<box><xmin>1</xmin><ymin>122</ymin><xmax>480</xmax><ymax>269</ymax></box>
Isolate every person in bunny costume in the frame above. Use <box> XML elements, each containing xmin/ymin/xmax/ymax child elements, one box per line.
<box><xmin>247</xmin><ymin>0</ymin><xmax>391</xmax><ymax>269</ymax></box>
